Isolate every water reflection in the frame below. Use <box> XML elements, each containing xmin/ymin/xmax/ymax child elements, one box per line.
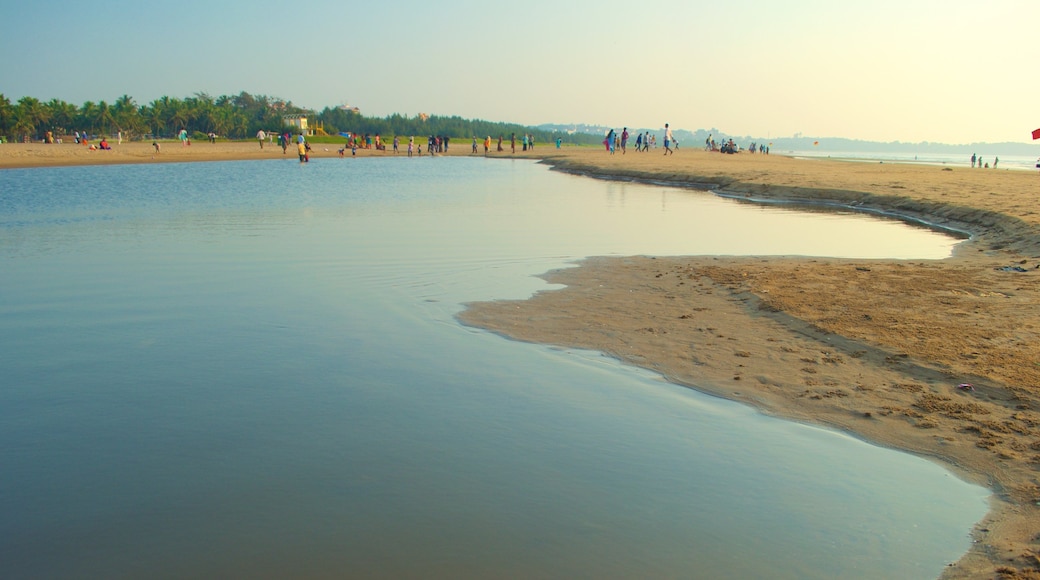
<box><xmin>0</xmin><ymin>159</ymin><xmax>985</xmax><ymax>579</ymax></box>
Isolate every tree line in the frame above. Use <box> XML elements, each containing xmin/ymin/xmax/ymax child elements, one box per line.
<box><xmin>0</xmin><ymin>91</ymin><xmax>598</xmax><ymax>145</ymax></box>
<box><xmin>0</xmin><ymin>92</ymin><xmax>307</xmax><ymax>142</ymax></box>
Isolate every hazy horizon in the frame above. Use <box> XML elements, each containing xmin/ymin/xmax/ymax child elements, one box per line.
<box><xmin>3</xmin><ymin>0</ymin><xmax>1038</xmax><ymax>145</ymax></box>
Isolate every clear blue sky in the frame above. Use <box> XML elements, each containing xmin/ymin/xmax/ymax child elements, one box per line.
<box><xmin>3</xmin><ymin>0</ymin><xmax>1038</xmax><ymax>144</ymax></box>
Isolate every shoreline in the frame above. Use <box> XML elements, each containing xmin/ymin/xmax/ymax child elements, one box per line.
<box><xmin>5</xmin><ymin>143</ymin><xmax>1040</xmax><ymax>578</ymax></box>
<box><xmin>0</xmin><ymin>139</ymin><xmax>536</xmax><ymax>170</ymax></box>
<box><xmin>460</xmin><ymin>150</ymin><xmax>1040</xmax><ymax>579</ymax></box>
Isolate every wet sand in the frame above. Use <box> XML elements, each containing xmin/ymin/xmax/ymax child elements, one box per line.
<box><xmin>459</xmin><ymin>148</ymin><xmax>1040</xmax><ymax>579</ymax></box>
<box><xmin>4</xmin><ymin>141</ymin><xmax>1040</xmax><ymax>578</ymax></box>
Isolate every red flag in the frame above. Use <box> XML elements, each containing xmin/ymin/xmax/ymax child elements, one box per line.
<box><xmin>1033</xmin><ymin>128</ymin><xmax>1040</xmax><ymax>140</ymax></box>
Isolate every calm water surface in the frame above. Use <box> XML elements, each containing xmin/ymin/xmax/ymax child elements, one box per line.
<box><xmin>0</xmin><ymin>158</ymin><xmax>987</xmax><ymax>579</ymax></box>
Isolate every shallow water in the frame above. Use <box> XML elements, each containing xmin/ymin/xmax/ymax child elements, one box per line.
<box><xmin>790</xmin><ymin>149</ymin><xmax>1039</xmax><ymax>171</ymax></box>
<box><xmin>0</xmin><ymin>158</ymin><xmax>987</xmax><ymax>579</ymax></box>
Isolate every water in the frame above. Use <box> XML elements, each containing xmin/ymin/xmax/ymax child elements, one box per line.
<box><xmin>0</xmin><ymin>158</ymin><xmax>987</xmax><ymax>579</ymax></box>
<box><xmin>788</xmin><ymin>149</ymin><xmax>1039</xmax><ymax>171</ymax></box>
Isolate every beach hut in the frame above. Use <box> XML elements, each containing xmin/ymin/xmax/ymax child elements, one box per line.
<box><xmin>283</xmin><ymin>114</ymin><xmax>311</xmax><ymax>136</ymax></box>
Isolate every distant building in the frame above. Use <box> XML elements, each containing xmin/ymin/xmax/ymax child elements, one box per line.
<box><xmin>283</xmin><ymin>114</ymin><xmax>311</xmax><ymax>135</ymax></box>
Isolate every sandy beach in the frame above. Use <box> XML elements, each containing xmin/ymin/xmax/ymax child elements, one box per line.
<box><xmin>0</xmin><ymin>138</ymin><xmax>527</xmax><ymax>169</ymax></box>
<box><xmin>3</xmin><ymin>141</ymin><xmax>1039</xmax><ymax>578</ymax></box>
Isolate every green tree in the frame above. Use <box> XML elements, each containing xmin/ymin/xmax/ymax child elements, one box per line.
<box><xmin>78</xmin><ymin>101</ymin><xmax>98</xmax><ymax>134</ymax></box>
<box><xmin>16</xmin><ymin>96</ymin><xmax>50</xmax><ymax>140</ymax></box>
<box><xmin>141</xmin><ymin>101</ymin><xmax>167</xmax><ymax>137</ymax></box>
<box><xmin>167</xmin><ymin>98</ymin><xmax>189</xmax><ymax>134</ymax></box>
<box><xmin>96</xmin><ymin>100</ymin><xmax>115</xmax><ymax>135</ymax></box>
<box><xmin>0</xmin><ymin>94</ymin><xmax>13</xmax><ymax>141</ymax></box>
<box><xmin>46</xmin><ymin>99</ymin><xmax>78</xmax><ymax>136</ymax></box>
<box><xmin>11</xmin><ymin>116</ymin><xmax>35</xmax><ymax>142</ymax></box>
<box><xmin>113</xmin><ymin>94</ymin><xmax>142</xmax><ymax>139</ymax></box>
<box><xmin>188</xmin><ymin>92</ymin><xmax>216</xmax><ymax>133</ymax></box>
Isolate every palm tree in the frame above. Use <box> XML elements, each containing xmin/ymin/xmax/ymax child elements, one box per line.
<box><xmin>0</xmin><ymin>94</ymin><xmax>13</xmax><ymax>141</ymax></box>
<box><xmin>78</xmin><ymin>101</ymin><xmax>98</xmax><ymax>135</ymax></box>
<box><xmin>96</xmin><ymin>101</ymin><xmax>115</xmax><ymax>135</ymax></box>
<box><xmin>16</xmin><ymin>97</ymin><xmax>50</xmax><ymax>140</ymax></box>
<box><xmin>189</xmin><ymin>93</ymin><xmax>217</xmax><ymax>134</ymax></box>
<box><xmin>166</xmin><ymin>98</ymin><xmax>189</xmax><ymax>135</ymax></box>
<box><xmin>152</xmin><ymin>95</ymin><xmax>179</xmax><ymax>137</ymax></box>
<box><xmin>46</xmin><ymin>99</ymin><xmax>78</xmax><ymax>136</ymax></box>
<box><xmin>11</xmin><ymin>116</ymin><xmax>35</xmax><ymax>142</ymax></box>
<box><xmin>113</xmin><ymin>94</ymin><xmax>142</xmax><ymax>140</ymax></box>
<box><xmin>215</xmin><ymin>107</ymin><xmax>249</xmax><ymax>138</ymax></box>
<box><xmin>142</xmin><ymin>101</ymin><xmax>166</xmax><ymax>138</ymax></box>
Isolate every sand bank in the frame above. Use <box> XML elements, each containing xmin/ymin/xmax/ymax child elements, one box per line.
<box><xmin>458</xmin><ymin>148</ymin><xmax>1040</xmax><ymax>579</ymax></box>
<box><xmin>0</xmin><ymin>138</ymin><xmax>519</xmax><ymax>169</ymax></box>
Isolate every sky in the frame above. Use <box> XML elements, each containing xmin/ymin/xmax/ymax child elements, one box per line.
<box><xmin>3</xmin><ymin>0</ymin><xmax>1038</xmax><ymax>145</ymax></box>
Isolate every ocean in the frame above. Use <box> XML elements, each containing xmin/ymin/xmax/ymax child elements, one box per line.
<box><xmin>787</xmin><ymin>149</ymin><xmax>1039</xmax><ymax>171</ymax></box>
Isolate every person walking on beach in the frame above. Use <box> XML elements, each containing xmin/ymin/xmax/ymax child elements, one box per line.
<box><xmin>179</xmin><ymin>128</ymin><xmax>189</xmax><ymax>147</ymax></box>
<box><xmin>484</xmin><ymin>135</ymin><xmax>491</xmax><ymax>156</ymax></box>
<box><xmin>971</xmin><ymin>153</ymin><xmax>976</xmax><ymax>168</ymax></box>
<box><xmin>606</xmin><ymin>129</ymin><xmax>616</xmax><ymax>154</ymax></box>
<box><xmin>621</xmin><ymin>128</ymin><xmax>629</xmax><ymax>154</ymax></box>
<box><xmin>511</xmin><ymin>133</ymin><xmax>516</xmax><ymax>154</ymax></box>
<box><xmin>257</xmin><ymin>129</ymin><xmax>266</xmax><ymax>149</ymax></box>
<box><xmin>663</xmin><ymin>123</ymin><xmax>674</xmax><ymax>155</ymax></box>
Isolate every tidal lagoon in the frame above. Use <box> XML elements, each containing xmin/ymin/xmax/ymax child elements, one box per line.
<box><xmin>0</xmin><ymin>157</ymin><xmax>987</xmax><ymax>579</ymax></box>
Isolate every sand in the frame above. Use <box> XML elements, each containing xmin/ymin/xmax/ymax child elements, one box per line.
<box><xmin>4</xmin><ymin>141</ymin><xmax>1040</xmax><ymax>578</ymax></box>
<box><xmin>0</xmin><ymin>138</ymin><xmax>524</xmax><ymax>168</ymax></box>
<box><xmin>457</xmin><ymin>148</ymin><xmax>1040</xmax><ymax>579</ymax></box>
